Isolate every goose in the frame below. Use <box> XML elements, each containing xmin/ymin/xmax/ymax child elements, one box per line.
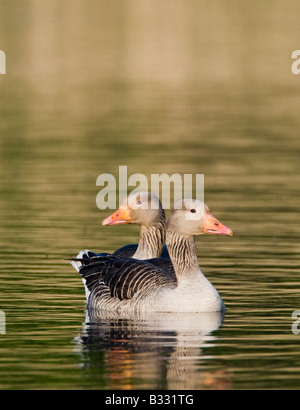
<box><xmin>75</xmin><ymin>199</ymin><xmax>233</xmax><ymax>313</ymax></box>
<box><xmin>70</xmin><ymin>192</ymin><xmax>171</xmax><ymax>279</ymax></box>
<box><xmin>102</xmin><ymin>191</ymin><xmax>169</xmax><ymax>260</ymax></box>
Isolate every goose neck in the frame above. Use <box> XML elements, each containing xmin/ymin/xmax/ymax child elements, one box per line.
<box><xmin>166</xmin><ymin>229</ymin><xmax>199</xmax><ymax>278</ymax></box>
<box><xmin>133</xmin><ymin>218</ymin><xmax>166</xmax><ymax>259</ymax></box>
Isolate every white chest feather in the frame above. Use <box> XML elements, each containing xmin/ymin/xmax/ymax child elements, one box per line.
<box><xmin>156</xmin><ymin>270</ymin><xmax>225</xmax><ymax>313</ymax></box>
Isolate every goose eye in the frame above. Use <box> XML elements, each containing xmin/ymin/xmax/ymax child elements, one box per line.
<box><xmin>191</xmin><ymin>209</ymin><xmax>196</xmax><ymax>213</ymax></box>
<box><xmin>136</xmin><ymin>200</ymin><xmax>142</xmax><ymax>205</ymax></box>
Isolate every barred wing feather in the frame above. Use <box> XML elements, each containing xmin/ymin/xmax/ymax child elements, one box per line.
<box><xmin>78</xmin><ymin>256</ymin><xmax>176</xmax><ymax>302</ymax></box>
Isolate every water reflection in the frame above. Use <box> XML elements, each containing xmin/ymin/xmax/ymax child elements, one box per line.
<box><xmin>75</xmin><ymin>310</ymin><xmax>226</xmax><ymax>389</ymax></box>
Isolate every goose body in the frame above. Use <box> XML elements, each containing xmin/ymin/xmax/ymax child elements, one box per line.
<box><xmin>80</xmin><ymin>257</ymin><xmax>223</xmax><ymax>314</ymax></box>
<box><xmin>74</xmin><ymin>199</ymin><xmax>233</xmax><ymax>313</ymax></box>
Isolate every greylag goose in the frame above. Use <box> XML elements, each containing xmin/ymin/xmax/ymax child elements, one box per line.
<box><xmin>70</xmin><ymin>192</ymin><xmax>171</xmax><ymax>284</ymax></box>
<box><xmin>102</xmin><ymin>191</ymin><xmax>169</xmax><ymax>260</ymax></box>
<box><xmin>76</xmin><ymin>199</ymin><xmax>233</xmax><ymax>313</ymax></box>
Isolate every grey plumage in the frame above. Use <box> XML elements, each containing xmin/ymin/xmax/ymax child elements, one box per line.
<box><xmin>77</xmin><ymin>255</ymin><xmax>176</xmax><ymax>312</ymax></box>
<box><xmin>72</xmin><ymin>198</ymin><xmax>232</xmax><ymax>313</ymax></box>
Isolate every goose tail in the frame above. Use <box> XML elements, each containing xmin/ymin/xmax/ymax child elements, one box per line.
<box><xmin>69</xmin><ymin>250</ymin><xmax>95</xmax><ymax>272</ymax></box>
<box><xmin>70</xmin><ymin>250</ymin><xmax>110</xmax><ymax>301</ymax></box>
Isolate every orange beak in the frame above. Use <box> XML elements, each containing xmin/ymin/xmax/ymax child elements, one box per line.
<box><xmin>102</xmin><ymin>206</ymin><xmax>131</xmax><ymax>226</ymax></box>
<box><xmin>203</xmin><ymin>213</ymin><xmax>233</xmax><ymax>236</ymax></box>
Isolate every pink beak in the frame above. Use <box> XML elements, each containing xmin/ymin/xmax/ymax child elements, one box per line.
<box><xmin>102</xmin><ymin>206</ymin><xmax>131</xmax><ymax>226</ymax></box>
<box><xmin>203</xmin><ymin>213</ymin><xmax>233</xmax><ymax>236</ymax></box>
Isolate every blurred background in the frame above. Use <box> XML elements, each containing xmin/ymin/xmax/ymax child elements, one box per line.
<box><xmin>0</xmin><ymin>0</ymin><xmax>300</xmax><ymax>390</ymax></box>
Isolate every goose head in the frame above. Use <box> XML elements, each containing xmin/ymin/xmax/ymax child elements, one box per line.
<box><xmin>167</xmin><ymin>199</ymin><xmax>233</xmax><ymax>237</ymax></box>
<box><xmin>102</xmin><ymin>192</ymin><xmax>165</xmax><ymax>227</ymax></box>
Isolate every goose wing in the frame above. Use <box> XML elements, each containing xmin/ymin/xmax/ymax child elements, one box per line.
<box><xmin>77</xmin><ymin>255</ymin><xmax>176</xmax><ymax>301</ymax></box>
<box><xmin>113</xmin><ymin>244</ymin><xmax>170</xmax><ymax>259</ymax></box>
<box><xmin>147</xmin><ymin>257</ymin><xmax>175</xmax><ymax>275</ymax></box>
<box><xmin>112</xmin><ymin>244</ymin><xmax>138</xmax><ymax>258</ymax></box>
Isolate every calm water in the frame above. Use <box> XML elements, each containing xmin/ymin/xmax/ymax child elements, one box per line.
<box><xmin>1</xmin><ymin>0</ymin><xmax>300</xmax><ymax>390</ymax></box>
